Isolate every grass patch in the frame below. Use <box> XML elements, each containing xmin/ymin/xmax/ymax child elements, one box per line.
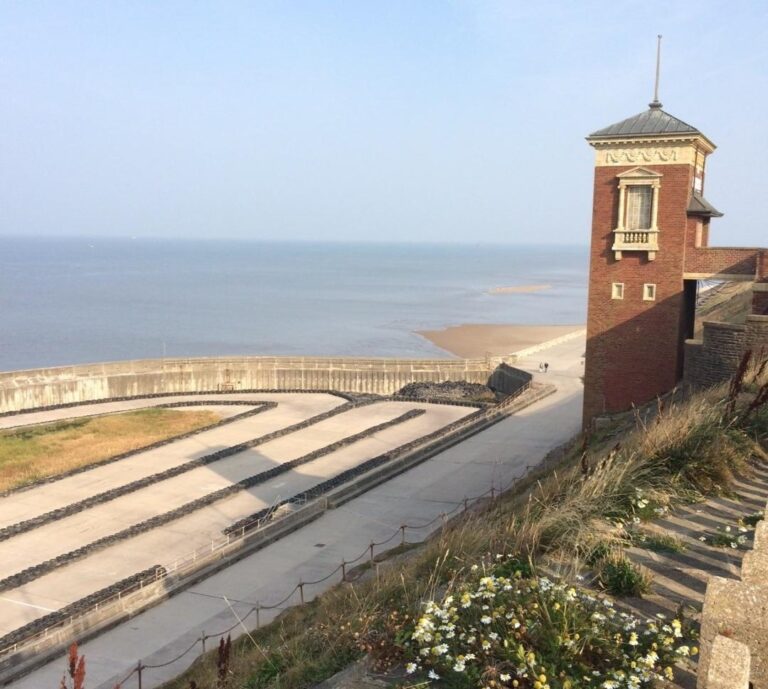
<box><xmin>741</xmin><ymin>512</ymin><xmax>764</xmax><ymax>528</ymax></box>
<box><xmin>628</xmin><ymin>529</ymin><xmax>687</xmax><ymax>553</ymax></box>
<box><xmin>596</xmin><ymin>553</ymin><xmax>654</xmax><ymax>596</ymax></box>
<box><xmin>0</xmin><ymin>407</ymin><xmax>221</xmax><ymax>492</ymax></box>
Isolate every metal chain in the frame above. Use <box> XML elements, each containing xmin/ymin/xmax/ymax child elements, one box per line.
<box><xmin>142</xmin><ymin>635</ymin><xmax>202</xmax><ymax>669</ymax></box>
<box><xmin>24</xmin><ymin>463</ymin><xmax>539</xmax><ymax>683</ymax></box>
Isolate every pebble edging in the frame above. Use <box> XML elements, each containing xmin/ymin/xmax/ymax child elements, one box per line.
<box><xmin>226</xmin><ymin>404</ymin><xmax>491</xmax><ymax>533</ymax></box>
<box><xmin>0</xmin><ymin>388</ymin><xmax>356</xmax><ymax>419</ymax></box>
<box><xmin>0</xmin><ymin>385</ymin><xmax>551</xmax><ymax>666</ymax></box>
<box><xmin>227</xmin><ymin>386</ymin><xmax>546</xmax><ymax>534</ymax></box>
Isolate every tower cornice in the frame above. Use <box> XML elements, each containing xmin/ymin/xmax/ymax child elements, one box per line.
<box><xmin>588</xmin><ymin>133</ymin><xmax>715</xmax><ymax>168</ymax></box>
<box><xmin>587</xmin><ymin>132</ymin><xmax>716</xmax><ymax>153</ymax></box>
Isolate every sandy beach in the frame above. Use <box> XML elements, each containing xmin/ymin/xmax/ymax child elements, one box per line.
<box><xmin>417</xmin><ymin>324</ymin><xmax>584</xmax><ymax>358</ymax></box>
<box><xmin>488</xmin><ymin>284</ymin><xmax>551</xmax><ymax>295</ymax></box>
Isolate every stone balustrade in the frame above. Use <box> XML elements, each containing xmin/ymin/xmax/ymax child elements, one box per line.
<box><xmin>698</xmin><ymin>500</ymin><xmax>768</xmax><ymax>688</ymax></box>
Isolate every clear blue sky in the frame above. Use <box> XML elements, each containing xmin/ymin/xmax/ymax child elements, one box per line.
<box><xmin>1</xmin><ymin>1</ymin><xmax>766</xmax><ymax>245</ymax></box>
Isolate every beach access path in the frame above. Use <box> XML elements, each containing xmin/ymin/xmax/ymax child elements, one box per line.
<box><xmin>9</xmin><ymin>334</ymin><xmax>585</xmax><ymax>689</ymax></box>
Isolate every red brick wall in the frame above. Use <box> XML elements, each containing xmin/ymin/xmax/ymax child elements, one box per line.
<box><xmin>583</xmin><ymin>163</ymin><xmax>694</xmax><ymax>426</ymax></box>
<box><xmin>684</xmin><ymin>247</ymin><xmax>759</xmax><ymax>277</ymax></box>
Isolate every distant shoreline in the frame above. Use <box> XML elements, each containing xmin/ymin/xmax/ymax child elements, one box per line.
<box><xmin>416</xmin><ymin>323</ymin><xmax>585</xmax><ymax>359</ymax></box>
<box><xmin>488</xmin><ymin>284</ymin><xmax>551</xmax><ymax>295</ymax></box>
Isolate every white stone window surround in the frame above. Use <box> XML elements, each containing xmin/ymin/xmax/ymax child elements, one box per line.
<box><xmin>611</xmin><ymin>282</ymin><xmax>625</xmax><ymax>300</ymax></box>
<box><xmin>643</xmin><ymin>283</ymin><xmax>657</xmax><ymax>301</ymax></box>
<box><xmin>613</xmin><ymin>167</ymin><xmax>662</xmax><ymax>262</ymax></box>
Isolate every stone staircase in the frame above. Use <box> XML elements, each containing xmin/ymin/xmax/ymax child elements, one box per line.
<box><xmin>623</xmin><ymin>460</ymin><xmax>768</xmax><ymax>688</ymax></box>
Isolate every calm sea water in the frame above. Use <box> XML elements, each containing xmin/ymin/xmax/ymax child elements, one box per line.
<box><xmin>0</xmin><ymin>238</ymin><xmax>588</xmax><ymax>371</ymax></box>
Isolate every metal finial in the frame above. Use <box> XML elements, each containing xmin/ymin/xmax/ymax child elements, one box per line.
<box><xmin>650</xmin><ymin>35</ymin><xmax>663</xmax><ymax>109</ymax></box>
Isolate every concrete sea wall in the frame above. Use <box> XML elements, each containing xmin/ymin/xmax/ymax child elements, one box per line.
<box><xmin>0</xmin><ymin>356</ymin><xmax>498</xmax><ymax>414</ymax></box>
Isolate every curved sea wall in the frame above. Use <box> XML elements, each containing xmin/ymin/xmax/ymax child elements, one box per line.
<box><xmin>0</xmin><ymin>356</ymin><xmax>499</xmax><ymax>414</ymax></box>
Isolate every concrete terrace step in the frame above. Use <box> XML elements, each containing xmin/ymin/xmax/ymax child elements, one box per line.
<box><xmin>0</xmin><ymin>393</ymin><xmax>348</xmax><ymax>527</ymax></box>
<box><xmin>0</xmin><ymin>399</ymin><xmax>473</xmax><ymax>637</ymax></box>
<box><xmin>0</xmin><ymin>408</ymin><xmax>428</xmax><ymax>593</ymax></box>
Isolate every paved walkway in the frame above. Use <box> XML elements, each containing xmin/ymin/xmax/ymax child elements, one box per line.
<box><xmin>5</xmin><ymin>335</ymin><xmax>585</xmax><ymax>689</ymax></box>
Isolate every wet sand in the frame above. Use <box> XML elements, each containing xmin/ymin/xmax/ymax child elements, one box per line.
<box><xmin>417</xmin><ymin>324</ymin><xmax>584</xmax><ymax>358</ymax></box>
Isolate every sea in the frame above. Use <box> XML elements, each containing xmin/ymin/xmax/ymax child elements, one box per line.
<box><xmin>0</xmin><ymin>238</ymin><xmax>588</xmax><ymax>372</ymax></box>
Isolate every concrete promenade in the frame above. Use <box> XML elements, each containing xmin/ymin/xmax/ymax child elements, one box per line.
<box><xmin>0</xmin><ymin>395</ymin><xmax>471</xmax><ymax>636</ymax></box>
<box><xmin>7</xmin><ymin>334</ymin><xmax>584</xmax><ymax>689</ymax></box>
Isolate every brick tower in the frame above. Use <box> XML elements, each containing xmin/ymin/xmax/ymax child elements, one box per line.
<box><xmin>582</xmin><ymin>97</ymin><xmax>766</xmax><ymax>427</ymax></box>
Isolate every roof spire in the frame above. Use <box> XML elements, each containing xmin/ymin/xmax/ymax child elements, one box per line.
<box><xmin>650</xmin><ymin>35</ymin><xmax>663</xmax><ymax>110</ymax></box>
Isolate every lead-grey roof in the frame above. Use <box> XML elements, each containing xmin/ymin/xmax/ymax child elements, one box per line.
<box><xmin>688</xmin><ymin>191</ymin><xmax>723</xmax><ymax>218</ymax></box>
<box><xmin>589</xmin><ymin>104</ymin><xmax>700</xmax><ymax>139</ymax></box>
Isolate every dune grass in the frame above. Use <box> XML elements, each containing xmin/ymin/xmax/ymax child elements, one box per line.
<box><xmin>0</xmin><ymin>407</ymin><xmax>221</xmax><ymax>492</ymax></box>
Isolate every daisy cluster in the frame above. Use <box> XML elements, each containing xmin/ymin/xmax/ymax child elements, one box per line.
<box><xmin>698</xmin><ymin>523</ymin><xmax>750</xmax><ymax>549</ymax></box>
<box><xmin>625</xmin><ymin>489</ymin><xmax>669</xmax><ymax>527</ymax></box>
<box><xmin>604</xmin><ymin>489</ymin><xmax>669</xmax><ymax>530</ymax></box>
<box><xmin>403</xmin><ymin>558</ymin><xmax>695</xmax><ymax>688</ymax></box>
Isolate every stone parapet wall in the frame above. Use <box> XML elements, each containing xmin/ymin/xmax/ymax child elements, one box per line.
<box><xmin>0</xmin><ymin>356</ymin><xmax>495</xmax><ymax>415</ymax></box>
<box><xmin>698</xmin><ymin>499</ymin><xmax>768</xmax><ymax>688</ymax></box>
<box><xmin>683</xmin><ymin>321</ymin><xmax>747</xmax><ymax>389</ymax></box>
<box><xmin>746</xmin><ymin>315</ymin><xmax>768</xmax><ymax>353</ymax></box>
<box><xmin>754</xmin><ymin>285</ymin><xmax>768</xmax><ymax>316</ymax></box>
<box><xmin>684</xmin><ymin>314</ymin><xmax>768</xmax><ymax>390</ymax></box>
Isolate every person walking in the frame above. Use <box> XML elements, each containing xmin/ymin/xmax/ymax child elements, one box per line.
<box><xmin>544</xmin><ymin>362</ymin><xmax>549</xmax><ymax>373</ymax></box>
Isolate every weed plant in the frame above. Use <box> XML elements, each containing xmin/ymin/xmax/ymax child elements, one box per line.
<box><xmin>595</xmin><ymin>554</ymin><xmax>653</xmax><ymax>597</ymax></box>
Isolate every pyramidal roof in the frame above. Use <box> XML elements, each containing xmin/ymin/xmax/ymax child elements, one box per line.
<box><xmin>589</xmin><ymin>102</ymin><xmax>700</xmax><ymax>139</ymax></box>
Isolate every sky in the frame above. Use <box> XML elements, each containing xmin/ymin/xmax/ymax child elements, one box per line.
<box><xmin>1</xmin><ymin>1</ymin><xmax>767</xmax><ymax>245</ymax></box>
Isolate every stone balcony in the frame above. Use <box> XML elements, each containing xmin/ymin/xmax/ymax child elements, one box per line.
<box><xmin>612</xmin><ymin>228</ymin><xmax>659</xmax><ymax>261</ymax></box>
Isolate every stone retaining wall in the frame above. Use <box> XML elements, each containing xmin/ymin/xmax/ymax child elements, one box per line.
<box><xmin>487</xmin><ymin>363</ymin><xmax>533</xmax><ymax>396</ymax></box>
<box><xmin>698</xmin><ymin>499</ymin><xmax>768</xmax><ymax>688</ymax></box>
<box><xmin>684</xmin><ymin>314</ymin><xmax>768</xmax><ymax>390</ymax></box>
<box><xmin>0</xmin><ymin>356</ymin><xmax>495</xmax><ymax>414</ymax></box>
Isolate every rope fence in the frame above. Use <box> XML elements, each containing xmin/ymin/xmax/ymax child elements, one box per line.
<box><xmin>0</xmin><ymin>381</ymin><xmax>552</xmax><ymax>686</ymax></box>
<box><xmin>109</xmin><ymin>463</ymin><xmax>537</xmax><ymax>689</ymax></box>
